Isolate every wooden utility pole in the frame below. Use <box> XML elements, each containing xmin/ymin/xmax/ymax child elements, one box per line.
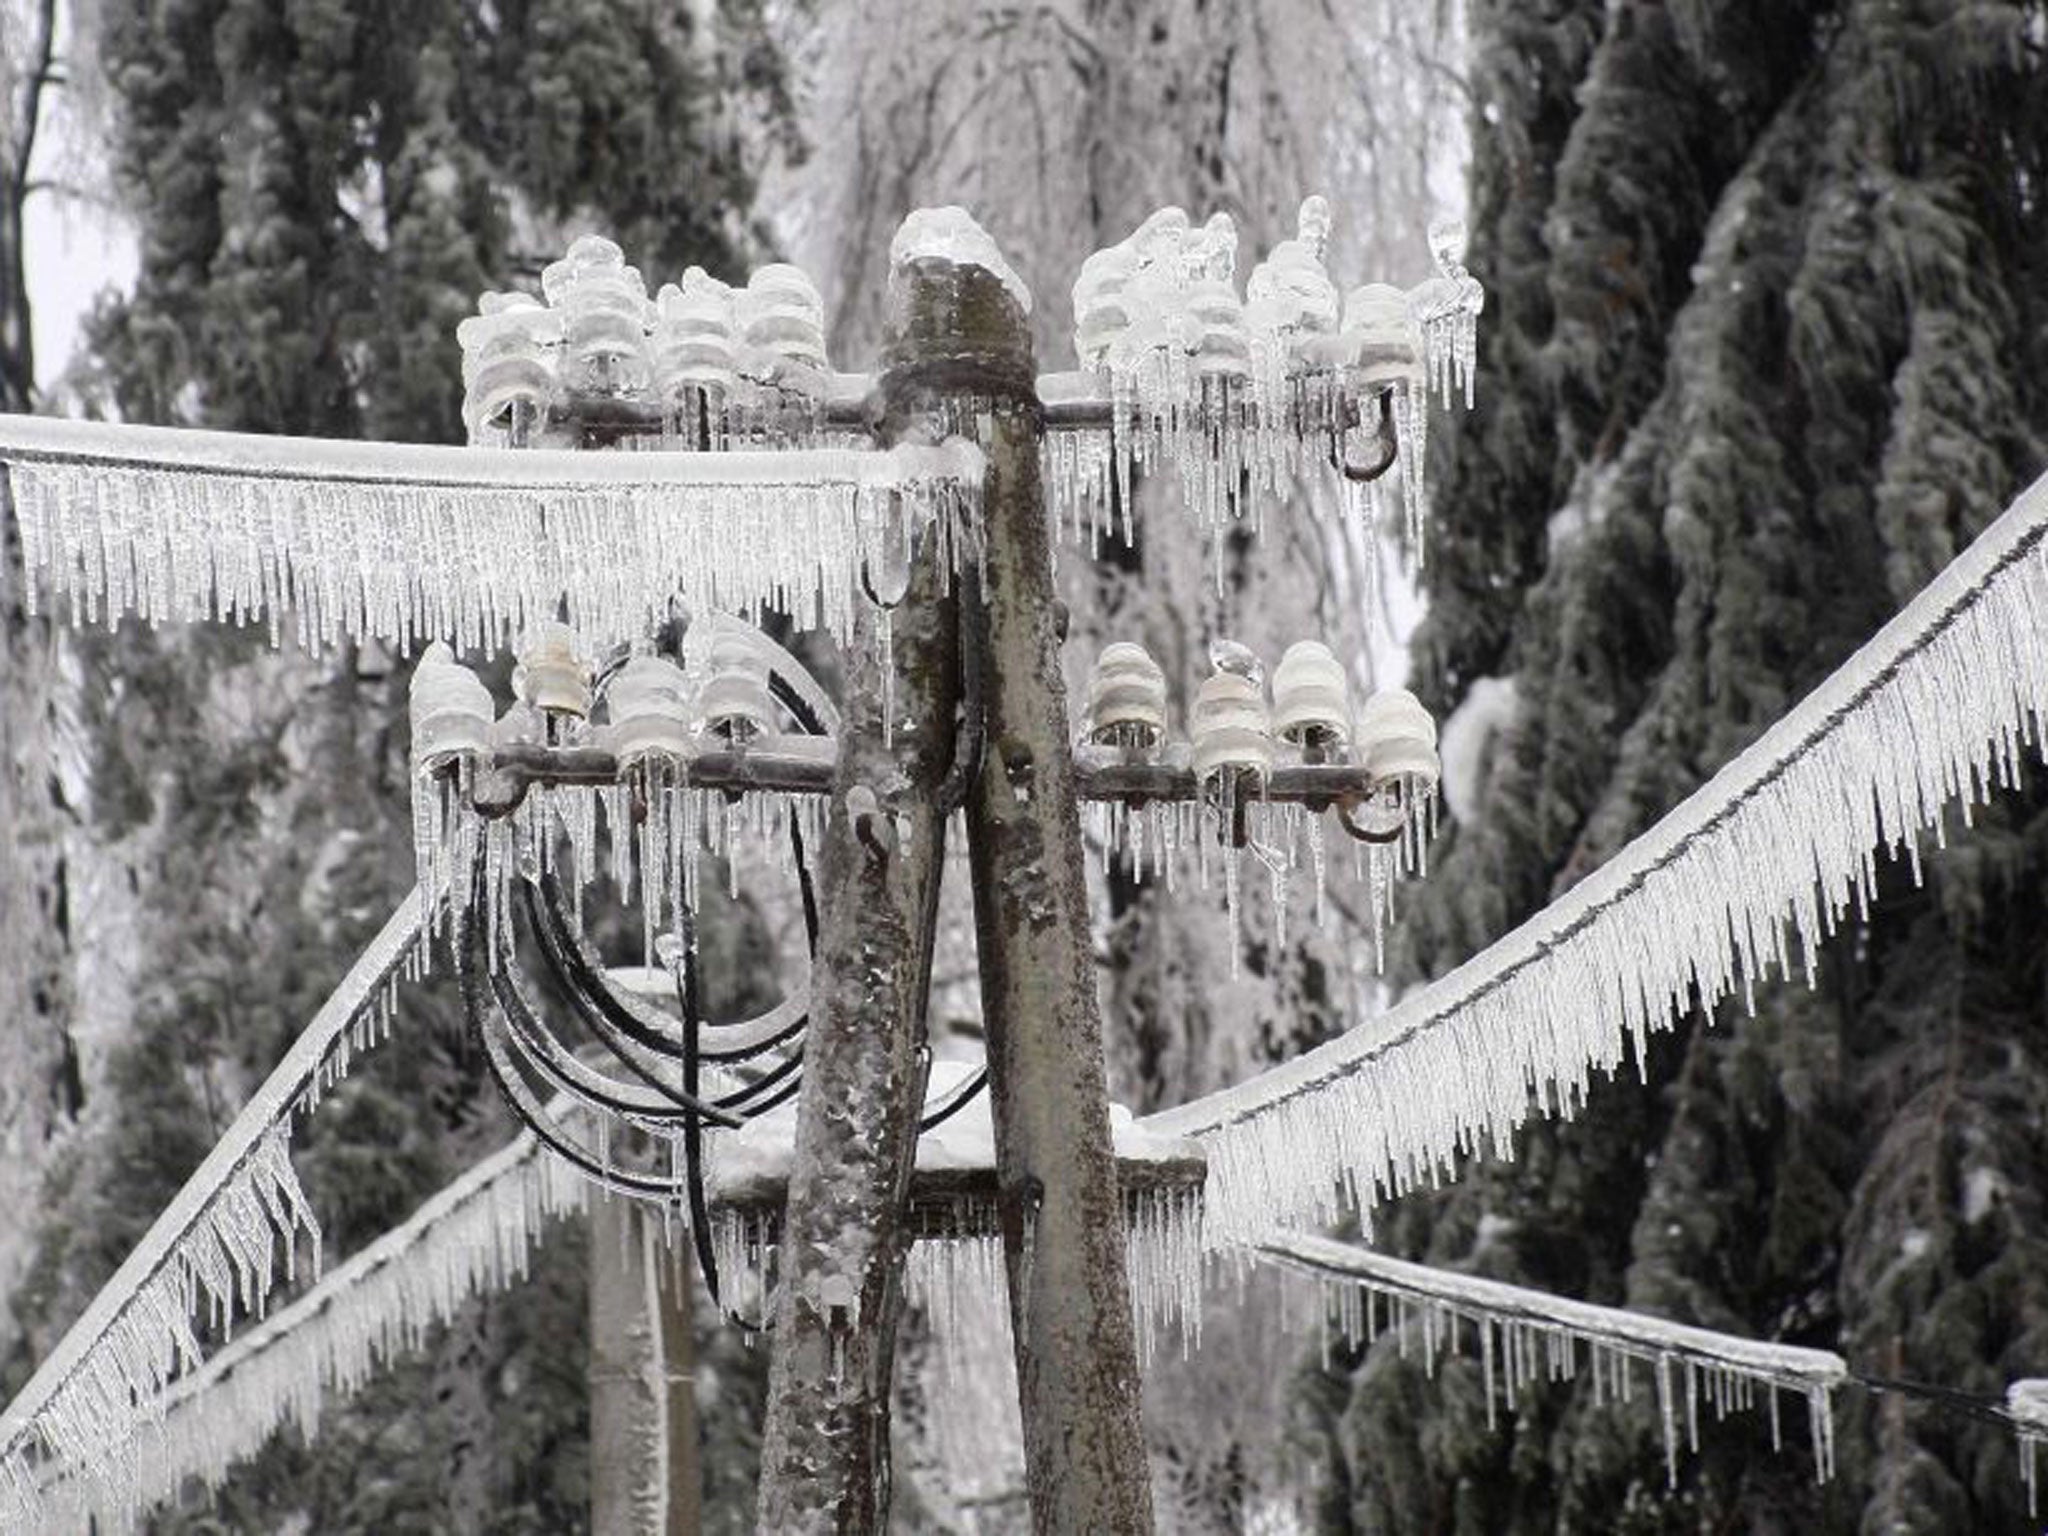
<box><xmin>753</xmin><ymin>314</ymin><xmax>964</xmax><ymax>1529</ymax></box>
<box><xmin>753</xmin><ymin>247</ymin><xmax>1154</xmax><ymax>1532</ymax></box>
<box><xmin>937</xmin><ymin>262</ymin><xmax>1158</xmax><ymax>1534</ymax></box>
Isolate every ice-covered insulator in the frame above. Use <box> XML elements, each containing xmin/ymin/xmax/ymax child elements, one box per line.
<box><xmin>1272</xmin><ymin>641</ymin><xmax>1353</xmax><ymax>757</ymax></box>
<box><xmin>457</xmin><ymin>292</ymin><xmax>561</xmax><ymax>444</ymax></box>
<box><xmin>653</xmin><ymin>268</ymin><xmax>739</xmax><ymax>399</ymax></box>
<box><xmin>605</xmin><ymin>653</ymin><xmax>693</xmax><ymax>763</ymax></box>
<box><xmin>543</xmin><ymin>234</ymin><xmax>652</xmax><ymax>397</ymax></box>
<box><xmin>1073</xmin><ymin>244</ymin><xmax>1138</xmax><ymax>370</ymax></box>
<box><xmin>1190</xmin><ymin>661</ymin><xmax>1273</xmax><ymax>788</ymax></box>
<box><xmin>741</xmin><ymin>264</ymin><xmax>828</xmax><ymax>379</ymax></box>
<box><xmin>409</xmin><ymin>641</ymin><xmax>495</xmax><ymax>765</ymax></box>
<box><xmin>1246</xmin><ymin>196</ymin><xmax>1340</xmax><ymax>349</ymax></box>
<box><xmin>513</xmin><ymin>621</ymin><xmax>592</xmax><ymax>720</ymax></box>
<box><xmin>1187</xmin><ymin>273</ymin><xmax>1250</xmax><ymax>381</ymax></box>
<box><xmin>1086</xmin><ymin>642</ymin><xmax>1169</xmax><ymax>754</ymax></box>
<box><xmin>695</xmin><ymin>629</ymin><xmax>778</xmax><ymax>745</ymax></box>
<box><xmin>1356</xmin><ymin>688</ymin><xmax>1440</xmax><ymax>786</ymax></box>
<box><xmin>1339</xmin><ymin>283</ymin><xmax>1425</xmax><ymax>386</ymax></box>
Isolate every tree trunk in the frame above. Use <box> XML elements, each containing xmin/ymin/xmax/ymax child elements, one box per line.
<box><xmin>928</xmin><ymin>258</ymin><xmax>1156</xmax><ymax>1535</ymax></box>
<box><xmin>753</xmin><ymin>335</ymin><xmax>963</xmax><ymax>1528</ymax></box>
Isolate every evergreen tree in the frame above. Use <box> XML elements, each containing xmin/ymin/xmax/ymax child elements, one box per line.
<box><xmin>1311</xmin><ymin>2</ymin><xmax>2048</xmax><ymax>1529</ymax></box>
<box><xmin>1</xmin><ymin>3</ymin><xmax>793</xmax><ymax>1529</ymax></box>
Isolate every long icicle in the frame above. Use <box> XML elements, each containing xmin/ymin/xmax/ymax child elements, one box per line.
<box><xmin>0</xmin><ymin>416</ymin><xmax>985</xmax><ymax>651</ymax></box>
<box><xmin>23</xmin><ymin>1124</ymin><xmax>590</xmax><ymax>1535</ymax></box>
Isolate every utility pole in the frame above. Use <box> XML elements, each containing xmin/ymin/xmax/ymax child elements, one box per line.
<box><xmin>941</xmin><ymin>263</ymin><xmax>1157</xmax><ymax>1533</ymax></box>
<box><xmin>590</xmin><ymin>1200</ymin><xmax>701</xmax><ymax>1536</ymax></box>
<box><xmin>753</xmin><ymin>243</ymin><xmax>1155</xmax><ymax>1532</ymax></box>
<box><xmin>753</xmin><ymin>288</ymin><xmax>965</xmax><ymax>1530</ymax></box>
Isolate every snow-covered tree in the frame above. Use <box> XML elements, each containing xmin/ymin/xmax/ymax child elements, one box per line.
<box><xmin>1309</xmin><ymin>3</ymin><xmax>2048</xmax><ymax>1529</ymax></box>
<box><xmin>0</xmin><ymin>5</ymin><xmax>792</xmax><ymax>1530</ymax></box>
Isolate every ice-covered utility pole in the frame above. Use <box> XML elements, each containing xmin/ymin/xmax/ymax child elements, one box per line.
<box><xmin>753</xmin><ymin>235</ymin><xmax>1155</xmax><ymax>1532</ymax></box>
<box><xmin>940</xmin><ymin>264</ymin><xmax>1159</xmax><ymax>1529</ymax></box>
<box><xmin>753</xmin><ymin>277</ymin><xmax>967</xmax><ymax>1528</ymax></box>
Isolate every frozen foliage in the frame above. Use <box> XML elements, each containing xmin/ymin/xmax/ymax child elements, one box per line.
<box><xmin>0</xmin><ymin>895</ymin><xmax>429</xmax><ymax>1534</ymax></box>
<box><xmin>0</xmin><ymin>416</ymin><xmax>985</xmax><ymax>651</ymax></box>
<box><xmin>1261</xmin><ymin>1234</ymin><xmax>1843</xmax><ymax>1487</ymax></box>
<box><xmin>1144</xmin><ymin>469</ymin><xmax>2048</xmax><ymax>1246</ymax></box>
<box><xmin>1044</xmin><ymin>196</ymin><xmax>1480</xmax><ymax>580</ymax></box>
<box><xmin>24</xmin><ymin>1129</ymin><xmax>586</xmax><ymax>1535</ymax></box>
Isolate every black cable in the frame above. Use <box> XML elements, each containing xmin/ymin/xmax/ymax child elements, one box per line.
<box><xmin>917</xmin><ymin>1065</ymin><xmax>988</xmax><ymax>1133</ymax></box>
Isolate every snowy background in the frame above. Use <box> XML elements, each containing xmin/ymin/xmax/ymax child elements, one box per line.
<box><xmin>3</xmin><ymin>0</ymin><xmax>2047</xmax><ymax>1531</ymax></box>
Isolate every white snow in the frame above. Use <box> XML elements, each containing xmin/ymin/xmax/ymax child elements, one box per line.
<box><xmin>1436</xmin><ymin>675</ymin><xmax>1516</xmax><ymax>825</ymax></box>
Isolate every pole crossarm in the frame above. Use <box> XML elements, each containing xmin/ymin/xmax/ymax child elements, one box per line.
<box><xmin>459</xmin><ymin>739</ymin><xmax>1402</xmax><ymax>817</ymax></box>
<box><xmin>1141</xmin><ymin>467</ymin><xmax>2048</xmax><ymax>1246</ymax></box>
<box><xmin>0</xmin><ymin>892</ymin><xmax>431</xmax><ymax>1533</ymax></box>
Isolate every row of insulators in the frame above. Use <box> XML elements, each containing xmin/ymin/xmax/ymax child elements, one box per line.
<box><xmin>1071</xmin><ymin>196</ymin><xmax>1471</xmax><ymax>389</ymax></box>
<box><xmin>1085</xmin><ymin>639</ymin><xmax>1439</xmax><ymax>789</ymax></box>
<box><xmin>456</xmin><ymin>235</ymin><xmax>829</xmax><ymax>440</ymax></box>
<box><xmin>409</xmin><ymin>623</ymin><xmax>789</xmax><ymax>765</ymax></box>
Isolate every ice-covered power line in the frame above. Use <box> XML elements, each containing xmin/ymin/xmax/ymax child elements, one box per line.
<box><xmin>0</xmin><ymin>415</ymin><xmax>985</xmax><ymax>650</ymax></box>
<box><xmin>1260</xmin><ymin>1232</ymin><xmax>1843</xmax><ymax>1487</ymax></box>
<box><xmin>0</xmin><ymin>895</ymin><xmax>429</xmax><ymax>1535</ymax></box>
<box><xmin>1143</xmin><ymin>468</ymin><xmax>2048</xmax><ymax>1247</ymax></box>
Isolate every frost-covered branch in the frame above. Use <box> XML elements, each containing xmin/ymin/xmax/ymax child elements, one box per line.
<box><xmin>1144</xmin><ymin>468</ymin><xmax>2048</xmax><ymax>1244</ymax></box>
<box><xmin>1260</xmin><ymin>1231</ymin><xmax>1844</xmax><ymax>1487</ymax></box>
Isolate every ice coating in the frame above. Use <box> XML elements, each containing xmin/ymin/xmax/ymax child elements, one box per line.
<box><xmin>889</xmin><ymin>205</ymin><xmax>1033</xmax><ymax>315</ymax></box>
<box><xmin>1047</xmin><ymin>196</ymin><xmax>1481</xmax><ymax>583</ymax></box>
<box><xmin>2012</xmin><ymin>1381</ymin><xmax>2048</xmax><ymax>1514</ymax></box>
<box><xmin>0</xmin><ymin>416</ymin><xmax>988</xmax><ymax>653</ymax></box>
<box><xmin>1262</xmin><ymin>1232</ymin><xmax>1843</xmax><ymax>1488</ymax></box>
<box><xmin>0</xmin><ymin>897</ymin><xmax>429</xmax><ymax>1532</ymax></box>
